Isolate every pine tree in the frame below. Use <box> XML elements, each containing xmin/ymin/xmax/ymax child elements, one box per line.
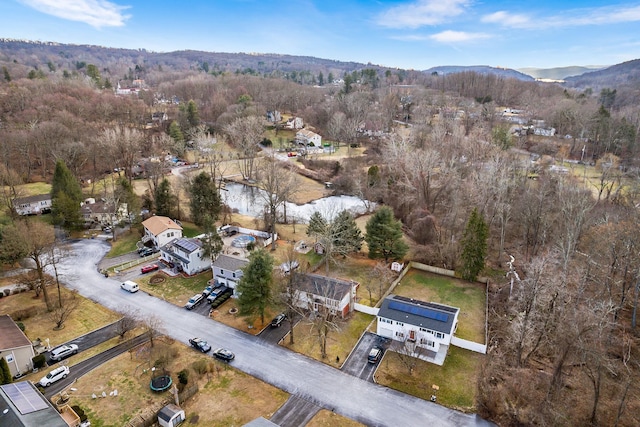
<box><xmin>236</xmin><ymin>249</ymin><xmax>274</xmax><ymax>325</ymax></box>
<box><xmin>169</xmin><ymin>121</ymin><xmax>184</xmax><ymax>143</ymax></box>
<box><xmin>0</xmin><ymin>357</ymin><xmax>12</xmax><ymax>384</ymax></box>
<box><xmin>51</xmin><ymin>159</ymin><xmax>83</xmax><ymax>229</ymax></box>
<box><xmin>306</xmin><ymin>211</ymin><xmax>328</xmax><ymax>241</ymax></box>
<box><xmin>365</xmin><ymin>206</ymin><xmax>408</xmax><ymax>263</ymax></box>
<box><xmin>154</xmin><ymin>178</ymin><xmax>175</xmax><ymax>218</ymax></box>
<box><xmin>189</xmin><ymin>172</ymin><xmax>221</xmax><ymax>226</ymax></box>
<box><xmin>330</xmin><ymin>210</ymin><xmax>363</xmax><ymax>254</ymax></box>
<box><xmin>185</xmin><ymin>100</ymin><xmax>200</xmax><ymax>128</ymax></box>
<box><xmin>459</xmin><ymin>207</ymin><xmax>489</xmax><ymax>281</ymax></box>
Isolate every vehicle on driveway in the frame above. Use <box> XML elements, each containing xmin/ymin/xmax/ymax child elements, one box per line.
<box><xmin>50</xmin><ymin>344</ymin><xmax>78</xmax><ymax>361</ymax></box>
<box><xmin>121</xmin><ymin>280</ymin><xmax>139</xmax><ymax>293</ymax></box>
<box><xmin>212</xmin><ymin>348</ymin><xmax>234</xmax><ymax>361</ymax></box>
<box><xmin>139</xmin><ymin>247</ymin><xmax>154</xmax><ymax>257</ymax></box>
<box><xmin>185</xmin><ymin>294</ymin><xmax>204</xmax><ymax>310</ymax></box>
<box><xmin>38</xmin><ymin>365</ymin><xmax>70</xmax><ymax>387</ymax></box>
<box><xmin>368</xmin><ymin>346</ymin><xmax>383</xmax><ymax>364</ymax></box>
<box><xmin>206</xmin><ymin>285</ymin><xmax>230</xmax><ymax>304</ymax></box>
<box><xmin>189</xmin><ymin>337</ymin><xmax>211</xmax><ymax>353</ymax></box>
<box><xmin>141</xmin><ymin>264</ymin><xmax>159</xmax><ymax>274</ymax></box>
<box><xmin>270</xmin><ymin>313</ymin><xmax>287</xmax><ymax>328</ymax></box>
<box><xmin>202</xmin><ymin>284</ymin><xmax>214</xmax><ymax>297</ymax></box>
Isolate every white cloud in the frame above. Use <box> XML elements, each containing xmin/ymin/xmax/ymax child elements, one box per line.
<box><xmin>375</xmin><ymin>0</ymin><xmax>471</xmax><ymax>29</ymax></box>
<box><xmin>481</xmin><ymin>11</ymin><xmax>530</xmax><ymax>27</ymax></box>
<box><xmin>20</xmin><ymin>0</ymin><xmax>131</xmax><ymax>28</ymax></box>
<box><xmin>429</xmin><ymin>30</ymin><xmax>490</xmax><ymax>43</ymax></box>
<box><xmin>482</xmin><ymin>5</ymin><xmax>640</xmax><ymax>29</ymax></box>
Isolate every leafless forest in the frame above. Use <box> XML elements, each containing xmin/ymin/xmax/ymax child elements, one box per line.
<box><xmin>2</xmin><ymin>41</ymin><xmax>640</xmax><ymax>426</ymax></box>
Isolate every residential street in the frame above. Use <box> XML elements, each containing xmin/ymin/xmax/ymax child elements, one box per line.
<box><xmin>51</xmin><ymin>239</ymin><xmax>495</xmax><ymax>427</ymax></box>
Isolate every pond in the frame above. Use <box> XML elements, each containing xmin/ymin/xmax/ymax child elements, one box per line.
<box><xmin>221</xmin><ymin>182</ymin><xmax>373</xmax><ymax>222</ymax></box>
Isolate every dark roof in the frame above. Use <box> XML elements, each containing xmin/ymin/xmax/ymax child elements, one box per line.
<box><xmin>12</xmin><ymin>194</ymin><xmax>50</xmax><ymax>205</ymax></box>
<box><xmin>158</xmin><ymin>404</ymin><xmax>184</xmax><ymax>422</ymax></box>
<box><xmin>0</xmin><ymin>381</ymin><xmax>68</xmax><ymax>427</ymax></box>
<box><xmin>297</xmin><ymin>274</ymin><xmax>356</xmax><ymax>300</ymax></box>
<box><xmin>243</xmin><ymin>417</ymin><xmax>280</xmax><ymax>427</ymax></box>
<box><xmin>212</xmin><ymin>254</ymin><xmax>249</xmax><ymax>271</ymax></box>
<box><xmin>378</xmin><ymin>295</ymin><xmax>459</xmax><ymax>335</ymax></box>
<box><xmin>0</xmin><ymin>315</ymin><xmax>32</xmax><ymax>351</ymax></box>
<box><xmin>173</xmin><ymin>238</ymin><xmax>202</xmax><ymax>254</ymax></box>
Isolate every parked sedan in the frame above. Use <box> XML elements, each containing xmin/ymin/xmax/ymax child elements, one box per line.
<box><xmin>270</xmin><ymin>313</ymin><xmax>287</xmax><ymax>328</ymax></box>
<box><xmin>368</xmin><ymin>346</ymin><xmax>384</xmax><ymax>364</ymax></box>
<box><xmin>139</xmin><ymin>247</ymin><xmax>154</xmax><ymax>257</ymax></box>
<box><xmin>189</xmin><ymin>337</ymin><xmax>211</xmax><ymax>353</ymax></box>
<box><xmin>141</xmin><ymin>264</ymin><xmax>159</xmax><ymax>274</ymax></box>
<box><xmin>212</xmin><ymin>348</ymin><xmax>234</xmax><ymax>361</ymax></box>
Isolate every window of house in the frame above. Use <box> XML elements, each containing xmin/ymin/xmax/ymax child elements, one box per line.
<box><xmin>419</xmin><ymin>327</ymin><xmax>426</xmax><ymax>332</ymax></box>
<box><xmin>436</xmin><ymin>332</ymin><xmax>443</xmax><ymax>339</ymax></box>
<box><xmin>395</xmin><ymin>331</ymin><xmax>404</xmax><ymax>338</ymax></box>
<box><xmin>396</xmin><ymin>321</ymin><xmax>404</xmax><ymax>326</ymax></box>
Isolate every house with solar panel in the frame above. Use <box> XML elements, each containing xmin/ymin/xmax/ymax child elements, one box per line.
<box><xmin>142</xmin><ymin>216</ymin><xmax>183</xmax><ymax>249</ymax></box>
<box><xmin>376</xmin><ymin>295</ymin><xmax>460</xmax><ymax>365</ymax></box>
<box><xmin>159</xmin><ymin>237</ymin><xmax>210</xmax><ymax>276</ymax></box>
<box><xmin>0</xmin><ymin>381</ymin><xmax>76</xmax><ymax>427</ymax></box>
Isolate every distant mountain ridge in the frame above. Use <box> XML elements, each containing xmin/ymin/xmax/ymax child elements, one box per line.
<box><xmin>424</xmin><ymin>65</ymin><xmax>535</xmax><ymax>81</ymax></box>
<box><xmin>518</xmin><ymin>66</ymin><xmax>605</xmax><ymax>81</ymax></box>
<box><xmin>563</xmin><ymin>59</ymin><xmax>640</xmax><ymax>89</ymax></box>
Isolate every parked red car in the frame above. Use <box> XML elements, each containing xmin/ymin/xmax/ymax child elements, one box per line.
<box><xmin>141</xmin><ymin>264</ymin><xmax>159</xmax><ymax>274</ymax></box>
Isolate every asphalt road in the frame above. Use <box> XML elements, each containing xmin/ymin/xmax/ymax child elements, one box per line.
<box><xmin>50</xmin><ymin>239</ymin><xmax>495</xmax><ymax>427</ymax></box>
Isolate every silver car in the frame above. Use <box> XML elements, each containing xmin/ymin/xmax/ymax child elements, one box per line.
<box><xmin>50</xmin><ymin>344</ymin><xmax>79</xmax><ymax>361</ymax></box>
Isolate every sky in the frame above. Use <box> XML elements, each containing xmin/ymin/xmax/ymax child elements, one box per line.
<box><xmin>1</xmin><ymin>0</ymin><xmax>640</xmax><ymax>70</ymax></box>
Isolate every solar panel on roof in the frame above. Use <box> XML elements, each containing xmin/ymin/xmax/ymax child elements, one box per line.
<box><xmin>1</xmin><ymin>382</ymin><xmax>49</xmax><ymax>414</ymax></box>
<box><xmin>388</xmin><ymin>300</ymin><xmax>449</xmax><ymax>322</ymax></box>
<box><xmin>177</xmin><ymin>239</ymin><xmax>199</xmax><ymax>252</ymax></box>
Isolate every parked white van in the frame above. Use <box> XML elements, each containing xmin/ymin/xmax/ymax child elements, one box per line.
<box><xmin>121</xmin><ymin>280</ymin><xmax>139</xmax><ymax>293</ymax></box>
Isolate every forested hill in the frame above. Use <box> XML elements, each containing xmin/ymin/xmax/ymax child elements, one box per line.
<box><xmin>0</xmin><ymin>39</ymin><xmax>389</xmax><ymax>82</ymax></box>
<box><xmin>424</xmin><ymin>65</ymin><xmax>535</xmax><ymax>81</ymax></box>
<box><xmin>564</xmin><ymin>59</ymin><xmax>640</xmax><ymax>89</ymax></box>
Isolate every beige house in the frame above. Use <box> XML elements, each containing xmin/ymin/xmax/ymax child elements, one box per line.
<box><xmin>0</xmin><ymin>315</ymin><xmax>35</xmax><ymax>379</ymax></box>
<box><xmin>142</xmin><ymin>216</ymin><xmax>183</xmax><ymax>249</ymax></box>
<box><xmin>296</xmin><ymin>129</ymin><xmax>322</xmax><ymax>147</ymax></box>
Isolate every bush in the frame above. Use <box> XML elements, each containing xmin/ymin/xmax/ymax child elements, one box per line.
<box><xmin>32</xmin><ymin>354</ymin><xmax>46</xmax><ymax>369</ymax></box>
<box><xmin>16</xmin><ymin>322</ymin><xmax>25</xmax><ymax>332</ymax></box>
<box><xmin>178</xmin><ymin>369</ymin><xmax>189</xmax><ymax>385</ymax></box>
<box><xmin>191</xmin><ymin>359</ymin><xmax>209</xmax><ymax>375</ymax></box>
<box><xmin>11</xmin><ymin>307</ymin><xmax>38</xmax><ymax>321</ymax></box>
<box><xmin>71</xmin><ymin>405</ymin><xmax>87</xmax><ymax>422</ymax></box>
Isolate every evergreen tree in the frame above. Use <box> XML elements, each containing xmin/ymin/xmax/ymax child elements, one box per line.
<box><xmin>365</xmin><ymin>206</ymin><xmax>408</xmax><ymax>263</ymax></box>
<box><xmin>306</xmin><ymin>211</ymin><xmax>327</xmax><ymax>241</ymax></box>
<box><xmin>200</xmin><ymin>214</ymin><xmax>223</xmax><ymax>261</ymax></box>
<box><xmin>169</xmin><ymin>121</ymin><xmax>184</xmax><ymax>143</ymax></box>
<box><xmin>0</xmin><ymin>357</ymin><xmax>12</xmax><ymax>384</ymax></box>
<box><xmin>189</xmin><ymin>172</ymin><xmax>221</xmax><ymax>227</ymax></box>
<box><xmin>236</xmin><ymin>249</ymin><xmax>274</xmax><ymax>325</ymax></box>
<box><xmin>327</xmin><ymin>72</ymin><xmax>334</xmax><ymax>84</ymax></box>
<box><xmin>154</xmin><ymin>178</ymin><xmax>175</xmax><ymax>218</ymax></box>
<box><xmin>186</xmin><ymin>100</ymin><xmax>200</xmax><ymax>127</ymax></box>
<box><xmin>330</xmin><ymin>210</ymin><xmax>363</xmax><ymax>254</ymax></box>
<box><xmin>51</xmin><ymin>159</ymin><xmax>83</xmax><ymax>229</ymax></box>
<box><xmin>86</xmin><ymin>64</ymin><xmax>101</xmax><ymax>86</ymax></box>
<box><xmin>459</xmin><ymin>207</ymin><xmax>489</xmax><ymax>281</ymax></box>
<box><xmin>318</xmin><ymin>72</ymin><xmax>324</xmax><ymax>86</ymax></box>
<box><xmin>115</xmin><ymin>176</ymin><xmax>140</xmax><ymax>223</ymax></box>
<box><xmin>2</xmin><ymin>66</ymin><xmax>10</xmax><ymax>82</ymax></box>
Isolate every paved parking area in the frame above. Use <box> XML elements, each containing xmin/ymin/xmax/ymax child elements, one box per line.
<box><xmin>341</xmin><ymin>332</ymin><xmax>391</xmax><ymax>382</ymax></box>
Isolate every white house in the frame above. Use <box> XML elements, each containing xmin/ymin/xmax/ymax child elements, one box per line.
<box><xmin>376</xmin><ymin>295</ymin><xmax>459</xmax><ymax>365</ymax></box>
<box><xmin>142</xmin><ymin>216</ymin><xmax>183</xmax><ymax>249</ymax></box>
<box><xmin>0</xmin><ymin>315</ymin><xmax>36</xmax><ymax>379</ymax></box>
<box><xmin>285</xmin><ymin>116</ymin><xmax>304</xmax><ymax>129</ymax></box>
<box><xmin>12</xmin><ymin>194</ymin><xmax>52</xmax><ymax>216</ymax></box>
<box><xmin>159</xmin><ymin>237</ymin><xmax>210</xmax><ymax>276</ymax></box>
<box><xmin>291</xmin><ymin>274</ymin><xmax>358</xmax><ymax>318</ymax></box>
<box><xmin>296</xmin><ymin>129</ymin><xmax>322</xmax><ymax>147</ymax></box>
<box><xmin>211</xmin><ymin>254</ymin><xmax>249</xmax><ymax>296</ymax></box>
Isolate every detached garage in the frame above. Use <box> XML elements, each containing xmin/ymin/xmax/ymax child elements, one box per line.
<box><xmin>158</xmin><ymin>404</ymin><xmax>185</xmax><ymax>427</ymax></box>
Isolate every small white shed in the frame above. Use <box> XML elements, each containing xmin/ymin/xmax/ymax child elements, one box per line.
<box><xmin>158</xmin><ymin>403</ymin><xmax>185</xmax><ymax>427</ymax></box>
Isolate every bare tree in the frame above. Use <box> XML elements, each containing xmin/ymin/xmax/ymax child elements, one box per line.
<box><xmin>396</xmin><ymin>339</ymin><xmax>421</xmax><ymax>375</ymax></box>
<box><xmin>224</xmin><ymin>115</ymin><xmax>264</xmax><ymax>181</ymax></box>
<box><xmin>99</xmin><ymin>126</ymin><xmax>145</xmax><ymax>184</ymax></box>
<box><xmin>117</xmin><ymin>308</ymin><xmax>140</xmax><ymax>339</ymax></box>
<box><xmin>365</xmin><ymin>262</ymin><xmax>394</xmax><ymax>304</ymax></box>
<box><xmin>141</xmin><ymin>314</ymin><xmax>164</xmax><ymax>348</ymax></box>
<box><xmin>256</xmin><ymin>155</ymin><xmax>299</xmax><ymax>250</ymax></box>
<box><xmin>48</xmin><ymin>291</ymin><xmax>80</xmax><ymax>330</ymax></box>
<box><xmin>303</xmin><ymin>276</ymin><xmax>343</xmax><ymax>359</ymax></box>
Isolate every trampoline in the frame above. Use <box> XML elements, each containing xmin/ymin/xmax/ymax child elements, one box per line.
<box><xmin>232</xmin><ymin>235</ymin><xmax>256</xmax><ymax>248</ymax></box>
<box><xmin>150</xmin><ymin>375</ymin><xmax>172</xmax><ymax>392</ymax></box>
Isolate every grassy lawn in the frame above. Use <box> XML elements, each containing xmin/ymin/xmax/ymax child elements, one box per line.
<box><xmin>282</xmin><ymin>312</ymin><xmax>374</xmax><ymax>365</ymax></box>
<box><xmin>180</xmin><ymin>221</ymin><xmax>203</xmax><ymax>238</ymax></box>
<box><xmin>67</xmin><ymin>339</ymin><xmax>288</xmax><ymax>427</ymax></box>
<box><xmin>137</xmin><ymin>271</ymin><xmax>211</xmax><ymax>307</ymax></box>
<box><xmin>0</xmin><ymin>286</ymin><xmax>121</xmax><ymax>346</ymax></box>
<box><xmin>307</xmin><ymin>410</ymin><xmax>366</xmax><ymax>427</ymax></box>
<box><xmin>375</xmin><ymin>346</ymin><xmax>483</xmax><ymax>412</ymax></box>
<box><xmin>105</xmin><ymin>227</ymin><xmax>141</xmax><ymax>257</ymax></box>
<box><xmin>395</xmin><ymin>269</ymin><xmax>486</xmax><ymax>343</ymax></box>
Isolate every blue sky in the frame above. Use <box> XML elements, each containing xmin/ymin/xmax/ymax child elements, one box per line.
<box><xmin>2</xmin><ymin>0</ymin><xmax>640</xmax><ymax>70</ymax></box>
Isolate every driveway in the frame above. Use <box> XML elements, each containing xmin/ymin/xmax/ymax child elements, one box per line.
<box><xmin>46</xmin><ymin>320</ymin><xmax>124</xmax><ymax>366</ymax></box>
<box><xmin>341</xmin><ymin>332</ymin><xmax>390</xmax><ymax>382</ymax></box>
<box><xmin>51</xmin><ymin>239</ymin><xmax>494</xmax><ymax>427</ymax></box>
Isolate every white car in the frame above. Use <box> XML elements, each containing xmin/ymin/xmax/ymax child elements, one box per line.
<box><xmin>50</xmin><ymin>344</ymin><xmax>79</xmax><ymax>361</ymax></box>
<box><xmin>39</xmin><ymin>365</ymin><xmax>70</xmax><ymax>387</ymax></box>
